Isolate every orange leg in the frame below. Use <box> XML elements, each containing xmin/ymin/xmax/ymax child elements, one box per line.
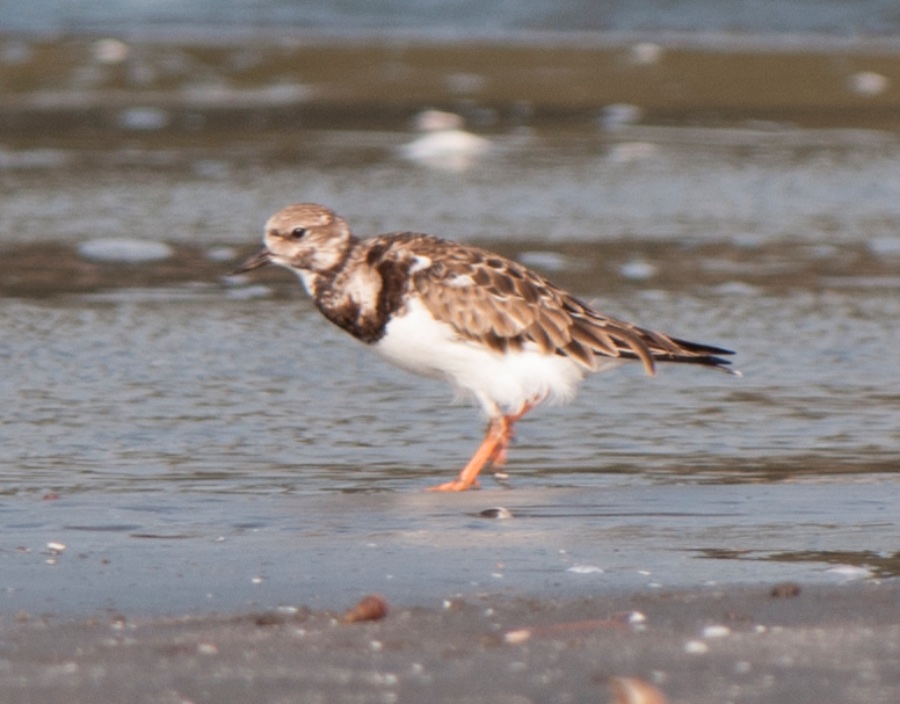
<box><xmin>428</xmin><ymin>402</ymin><xmax>536</xmax><ymax>492</ymax></box>
<box><xmin>486</xmin><ymin>401</ymin><xmax>535</xmax><ymax>469</ymax></box>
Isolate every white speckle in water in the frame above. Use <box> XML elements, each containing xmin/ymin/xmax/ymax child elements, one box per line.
<box><xmin>516</xmin><ymin>251</ymin><xmax>573</xmax><ymax>272</ymax></box>
<box><xmin>225</xmin><ymin>284</ymin><xmax>273</xmax><ymax>300</ymax></box>
<box><xmin>684</xmin><ymin>640</ymin><xmax>710</xmax><ymax>654</ymax></box>
<box><xmin>79</xmin><ymin>239</ymin><xmax>173</xmax><ymax>263</ymax></box>
<box><xmin>630</xmin><ymin>42</ymin><xmax>664</xmax><ymax>65</ymax></box>
<box><xmin>399</xmin><ymin>110</ymin><xmax>490</xmax><ymax>171</ymax></box>
<box><xmin>1</xmin><ymin>40</ymin><xmax>31</xmax><ymax>64</ymax></box>
<box><xmin>118</xmin><ymin>107</ymin><xmax>170</xmax><ymax>131</ymax></box>
<box><xmin>205</xmin><ymin>246</ymin><xmax>238</xmax><ymax>262</ymax></box>
<box><xmin>599</xmin><ymin>103</ymin><xmax>643</xmax><ymax>130</ymax></box>
<box><xmin>712</xmin><ymin>281</ymin><xmax>763</xmax><ymax>296</ymax></box>
<box><xmin>93</xmin><ymin>38</ymin><xmax>130</xmax><ymax>64</ymax></box>
<box><xmin>847</xmin><ymin>71</ymin><xmax>889</xmax><ymax>96</ymax></box>
<box><xmin>619</xmin><ymin>259</ymin><xmax>658</xmax><ymax>280</ymax></box>
<box><xmin>701</xmin><ymin>624</ymin><xmax>731</xmax><ymax>639</ymax></box>
<box><xmin>566</xmin><ymin>564</ymin><xmax>604</xmax><ymax>574</ymax></box>
<box><xmin>826</xmin><ymin>565</ymin><xmax>872</xmax><ymax>580</ymax></box>
<box><xmin>869</xmin><ymin>236</ymin><xmax>900</xmax><ymax>256</ymax></box>
<box><xmin>607</xmin><ymin>141</ymin><xmax>658</xmax><ymax>163</ymax></box>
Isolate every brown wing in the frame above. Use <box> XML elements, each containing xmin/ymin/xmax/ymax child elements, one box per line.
<box><xmin>373</xmin><ymin>234</ymin><xmax>660</xmax><ymax>374</ymax></box>
<box><xmin>380</xmin><ymin>233</ymin><xmax>738</xmax><ymax>375</ymax></box>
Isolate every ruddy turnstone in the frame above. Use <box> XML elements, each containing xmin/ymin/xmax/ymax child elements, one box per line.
<box><xmin>234</xmin><ymin>204</ymin><xmax>737</xmax><ymax>491</ymax></box>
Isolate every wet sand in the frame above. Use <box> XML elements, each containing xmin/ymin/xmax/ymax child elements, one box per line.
<box><xmin>3</xmin><ymin>583</ymin><xmax>899</xmax><ymax>703</ymax></box>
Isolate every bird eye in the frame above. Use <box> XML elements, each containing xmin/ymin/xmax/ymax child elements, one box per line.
<box><xmin>289</xmin><ymin>227</ymin><xmax>307</xmax><ymax>240</ymax></box>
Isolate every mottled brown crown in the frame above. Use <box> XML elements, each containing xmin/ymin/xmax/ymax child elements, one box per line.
<box><xmin>263</xmin><ymin>204</ymin><xmax>354</xmax><ymax>275</ymax></box>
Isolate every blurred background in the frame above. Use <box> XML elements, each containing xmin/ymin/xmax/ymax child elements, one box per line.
<box><xmin>3</xmin><ymin>1</ymin><xmax>900</xmax><ymax>147</ymax></box>
<box><xmin>0</xmin><ymin>1</ymin><xmax>899</xmax><ymax>615</ymax></box>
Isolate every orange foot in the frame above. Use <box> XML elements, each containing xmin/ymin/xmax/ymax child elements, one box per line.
<box><xmin>428</xmin><ymin>477</ymin><xmax>481</xmax><ymax>492</ymax></box>
<box><xmin>427</xmin><ymin>402</ymin><xmax>536</xmax><ymax>492</ymax></box>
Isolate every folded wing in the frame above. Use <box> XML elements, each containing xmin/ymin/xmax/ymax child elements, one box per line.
<box><xmin>376</xmin><ymin>234</ymin><xmax>735</xmax><ymax>375</ymax></box>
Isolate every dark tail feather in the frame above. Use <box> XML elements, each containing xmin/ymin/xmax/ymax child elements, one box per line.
<box><xmin>653</xmin><ymin>352</ymin><xmax>738</xmax><ymax>373</ymax></box>
<box><xmin>667</xmin><ymin>337</ymin><xmax>734</xmax><ymax>357</ymax></box>
<box><xmin>620</xmin><ymin>336</ymin><xmax>740</xmax><ymax>375</ymax></box>
<box><xmin>662</xmin><ymin>336</ymin><xmax>739</xmax><ymax>374</ymax></box>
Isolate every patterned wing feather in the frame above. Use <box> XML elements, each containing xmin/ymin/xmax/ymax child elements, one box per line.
<box><xmin>383</xmin><ymin>234</ymin><xmax>734</xmax><ymax>374</ymax></box>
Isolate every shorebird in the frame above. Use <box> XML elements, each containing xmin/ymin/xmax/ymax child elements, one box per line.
<box><xmin>234</xmin><ymin>204</ymin><xmax>736</xmax><ymax>491</ymax></box>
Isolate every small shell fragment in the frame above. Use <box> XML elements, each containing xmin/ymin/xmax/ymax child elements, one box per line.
<box><xmin>826</xmin><ymin>565</ymin><xmax>872</xmax><ymax>580</ymax></box>
<box><xmin>566</xmin><ymin>564</ymin><xmax>604</xmax><ymax>574</ymax></box>
<box><xmin>847</xmin><ymin>71</ymin><xmax>889</xmax><ymax>96</ymax></box>
<box><xmin>609</xmin><ymin>676</ymin><xmax>669</xmax><ymax>704</ymax></box>
<box><xmin>479</xmin><ymin>507</ymin><xmax>513</xmax><ymax>519</ymax></box>
<box><xmin>196</xmin><ymin>642</ymin><xmax>218</xmax><ymax>655</ymax></box>
<box><xmin>629</xmin><ymin>42</ymin><xmax>664</xmax><ymax>65</ymax></box>
<box><xmin>503</xmin><ymin>628</ymin><xmax>532</xmax><ymax>644</ymax></box>
<box><xmin>701</xmin><ymin>624</ymin><xmax>731</xmax><ymax>639</ymax></box>
<box><xmin>342</xmin><ymin>594</ymin><xmax>388</xmax><ymax>624</ymax></box>
<box><xmin>684</xmin><ymin>640</ymin><xmax>710</xmax><ymax>654</ymax></box>
<box><xmin>621</xmin><ymin>611</ymin><xmax>647</xmax><ymax>625</ymax></box>
<box><xmin>46</xmin><ymin>542</ymin><xmax>67</xmax><ymax>552</ymax></box>
<box><xmin>770</xmin><ymin>581</ymin><xmax>801</xmax><ymax>598</ymax></box>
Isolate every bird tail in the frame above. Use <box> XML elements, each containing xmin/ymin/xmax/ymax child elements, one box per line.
<box><xmin>640</xmin><ymin>336</ymin><xmax>740</xmax><ymax>375</ymax></box>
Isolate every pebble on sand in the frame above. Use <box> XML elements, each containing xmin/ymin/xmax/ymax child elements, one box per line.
<box><xmin>342</xmin><ymin>594</ymin><xmax>389</xmax><ymax>623</ymax></box>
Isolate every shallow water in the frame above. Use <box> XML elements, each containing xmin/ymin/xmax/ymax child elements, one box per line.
<box><xmin>1</xmin><ymin>36</ymin><xmax>900</xmax><ymax>616</ymax></box>
<box><xmin>5</xmin><ymin>0</ymin><xmax>900</xmax><ymax>36</ymax></box>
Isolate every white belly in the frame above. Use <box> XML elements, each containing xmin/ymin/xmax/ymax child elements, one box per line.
<box><xmin>373</xmin><ymin>298</ymin><xmax>585</xmax><ymax>417</ymax></box>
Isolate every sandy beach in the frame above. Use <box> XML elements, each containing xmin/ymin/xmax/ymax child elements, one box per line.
<box><xmin>3</xmin><ymin>583</ymin><xmax>898</xmax><ymax>703</ymax></box>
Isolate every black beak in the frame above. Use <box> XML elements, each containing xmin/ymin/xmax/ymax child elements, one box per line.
<box><xmin>232</xmin><ymin>247</ymin><xmax>272</xmax><ymax>275</ymax></box>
